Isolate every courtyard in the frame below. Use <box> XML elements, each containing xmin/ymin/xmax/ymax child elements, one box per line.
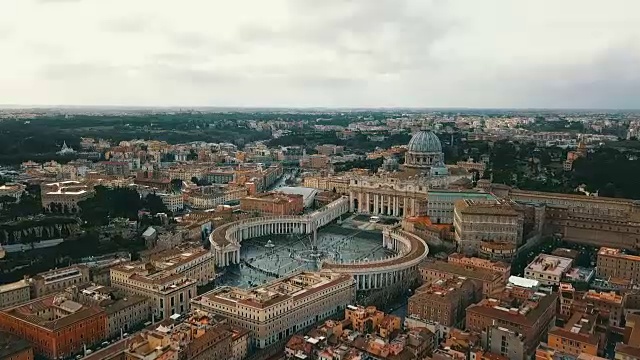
<box><xmin>217</xmin><ymin>224</ymin><xmax>393</xmax><ymax>288</ymax></box>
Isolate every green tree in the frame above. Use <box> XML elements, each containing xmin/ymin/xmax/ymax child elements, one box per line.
<box><xmin>143</xmin><ymin>194</ymin><xmax>170</xmax><ymax>215</ymax></box>
<box><xmin>170</xmin><ymin>179</ymin><xmax>182</xmax><ymax>191</ymax></box>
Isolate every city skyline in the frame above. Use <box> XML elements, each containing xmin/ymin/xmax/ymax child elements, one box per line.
<box><xmin>0</xmin><ymin>0</ymin><xmax>638</xmax><ymax>109</ymax></box>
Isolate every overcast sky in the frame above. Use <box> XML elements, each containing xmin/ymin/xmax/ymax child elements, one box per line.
<box><xmin>0</xmin><ymin>0</ymin><xmax>639</xmax><ymax>108</ymax></box>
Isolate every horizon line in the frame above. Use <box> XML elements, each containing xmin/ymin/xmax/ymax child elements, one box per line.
<box><xmin>1</xmin><ymin>104</ymin><xmax>639</xmax><ymax>112</ymax></box>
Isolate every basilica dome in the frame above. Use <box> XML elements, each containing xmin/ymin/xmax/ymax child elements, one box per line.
<box><xmin>405</xmin><ymin>130</ymin><xmax>445</xmax><ymax>170</ymax></box>
<box><xmin>407</xmin><ymin>130</ymin><xmax>442</xmax><ymax>153</ymax></box>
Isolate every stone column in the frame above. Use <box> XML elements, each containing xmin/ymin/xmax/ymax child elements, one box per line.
<box><xmin>411</xmin><ymin>198</ymin><xmax>416</xmax><ymax>216</ymax></box>
<box><xmin>403</xmin><ymin>197</ymin><xmax>407</xmax><ymax>217</ymax></box>
<box><xmin>373</xmin><ymin>195</ymin><xmax>379</xmax><ymax>215</ymax></box>
<box><xmin>349</xmin><ymin>191</ymin><xmax>354</xmax><ymax>212</ymax></box>
<box><xmin>366</xmin><ymin>193</ymin><xmax>371</xmax><ymax>213</ymax></box>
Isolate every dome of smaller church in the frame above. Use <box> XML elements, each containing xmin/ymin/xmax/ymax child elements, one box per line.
<box><xmin>407</xmin><ymin>130</ymin><xmax>442</xmax><ymax>154</ymax></box>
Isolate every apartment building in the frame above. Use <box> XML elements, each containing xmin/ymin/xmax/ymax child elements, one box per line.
<box><xmin>524</xmin><ymin>254</ymin><xmax>573</xmax><ymax>286</ymax></box>
<box><xmin>0</xmin><ymin>280</ymin><xmax>30</xmax><ymax>309</ymax></box>
<box><xmin>240</xmin><ymin>192</ymin><xmax>304</xmax><ymax>216</ymax></box>
<box><xmin>446</xmin><ymin>253</ymin><xmax>511</xmax><ymax>284</ymax></box>
<box><xmin>70</xmin><ymin>284</ymin><xmax>151</xmax><ymax>339</ymax></box>
<box><xmin>344</xmin><ymin>305</ymin><xmax>386</xmax><ymax>334</ymax></box>
<box><xmin>615</xmin><ymin>313</ymin><xmax>640</xmax><ymax>360</ymax></box>
<box><xmin>408</xmin><ymin>276</ymin><xmax>482</xmax><ymax>327</ymax></box>
<box><xmin>559</xmin><ymin>283</ymin><xmax>625</xmax><ymax>328</ymax></box>
<box><xmin>204</xmin><ymin>169</ymin><xmax>235</xmax><ymax>185</ymax></box>
<box><xmin>303</xmin><ymin>176</ymin><xmax>351</xmax><ymax>195</ymax></box>
<box><xmin>426</xmin><ymin>190</ymin><xmax>496</xmax><ymax>224</ymax></box>
<box><xmin>0</xmin><ymin>295</ymin><xmax>106</xmax><ymax>359</ymax></box>
<box><xmin>223</xmin><ymin>324</ymin><xmax>251</xmax><ymax>360</ymax></box>
<box><xmin>166</xmin><ymin>165</ymin><xmax>209</xmax><ymax>182</ymax></box>
<box><xmin>0</xmin><ymin>331</ymin><xmax>33</xmax><ymax>360</ymax></box>
<box><xmin>40</xmin><ymin>181</ymin><xmax>94</xmax><ymax>212</ymax></box>
<box><xmin>191</xmin><ymin>272</ymin><xmax>356</xmax><ymax>348</ymax></box>
<box><xmin>147</xmin><ymin>246</ymin><xmax>215</xmax><ymax>286</ymax></box>
<box><xmin>124</xmin><ymin>311</ymin><xmax>233</xmax><ymax>360</ymax></box>
<box><xmin>597</xmin><ymin>247</ymin><xmax>640</xmax><ymax>284</ymax></box>
<box><xmin>31</xmin><ymin>265</ymin><xmax>91</xmax><ymax>298</ymax></box>
<box><xmin>157</xmin><ymin>192</ymin><xmax>184</xmax><ymax>213</ymax></box>
<box><xmin>453</xmin><ymin>199</ymin><xmax>524</xmax><ymax>257</ymax></box>
<box><xmin>315</xmin><ymin>144</ymin><xmax>344</xmax><ymax>156</ymax></box>
<box><xmin>0</xmin><ymin>183</ymin><xmax>25</xmax><ymax>200</ymax></box>
<box><xmin>185</xmin><ymin>186</ymin><xmax>247</xmax><ymax>210</ymax></box>
<box><xmin>300</xmin><ymin>154</ymin><xmax>330</xmax><ymax>169</ymax></box>
<box><xmin>110</xmin><ymin>262</ymin><xmax>197</xmax><ymax>320</ymax></box>
<box><xmin>466</xmin><ymin>289</ymin><xmax>557</xmax><ymax>357</ymax></box>
<box><xmin>341</xmin><ymin>305</ymin><xmax>401</xmax><ymax>339</ymax></box>
<box><xmin>547</xmin><ymin>313</ymin><xmax>600</xmax><ymax>357</ymax></box>
<box><xmin>482</xmin><ymin>325</ymin><xmax>527</xmax><ymax>360</ymax></box>
<box><xmin>419</xmin><ymin>260</ymin><xmax>506</xmax><ymax>298</ymax></box>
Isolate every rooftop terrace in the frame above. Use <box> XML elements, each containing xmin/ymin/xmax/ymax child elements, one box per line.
<box><xmin>526</xmin><ymin>254</ymin><xmax>573</xmax><ymax>277</ymax></box>
<box><xmin>199</xmin><ymin>272</ymin><xmax>351</xmax><ymax>309</ymax></box>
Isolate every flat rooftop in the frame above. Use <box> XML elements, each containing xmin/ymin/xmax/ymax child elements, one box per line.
<box><xmin>420</xmin><ymin>260</ymin><xmax>501</xmax><ymax>282</ymax></box>
<box><xmin>467</xmin><ymin>291</ymin><xmax>558</xmax><ymax>327</ymax></box>
<box><xmin>4</xmin><ymin>295</ymin><xmax>103</xmax><ymax>331</ymax></box>
<box><xmin>548</xmin><ymin>312</ymin><xmax>599</xmax><ymax>346</ymax></box>
<box><xmin>598</xmin><ymin>247</ymin><xmax>640</xmax><ymax>261</ymax></box>
<box><xmin>412</xmin><ymin>276</ymin><xmax>475</xmax><ymax>300</ymax></box>
<box><xmin>0</xmin><ymin>184</ymin><xmax>24</xmax><ymax>191</ymax></box>
<box><xmin>583</xmin><ymin>290</ymin><xmax>623</xmax><ymax>305</ymax></box>
<box><xmin>551</xmin><ymin>248</ymin><xmax>580</xmax><ymax>260</ymax></box>
<box><xmin>563</xmin><ymin>267</ymin><xmax>595</xmax><ymax>283</ymax></box>
<box><xmin>508</xmin><ymin>276</ymin><xmax>539</xmax><ymax>289</ymax></box>
<box><xmin>455</xmin><ymin>199</ymin><xmax>520</xmax><ymax>216</ymax></box>
<box><xmin>526</xmin><ymin>254</ymin><xmax>572</xmax><ymax>277</ymax></box>
<box><xmin>33</xmin><ymin>265</ymin><xmax>87</xmax><ymax>283</ymax></box>
<box><xmin>0</xmin><ymin>279</ymin><xmax>30</xmax><ymax>293</ymax></box>
<box><xmin>199</xmin><ymin>272</ymin><xmax>351</xmax><ymax>309</ymax></box>
<box><xmin>149</xmin><ymin>247</ymin><xmax>210</xmax><ymax>270</ymax></box>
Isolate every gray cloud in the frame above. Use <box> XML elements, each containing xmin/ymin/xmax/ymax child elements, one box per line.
<box><xmin>492</xmin><ymin>43</ymin><xmax>640</xmax><ymax>109</ymax></box>
<box><xmin>102</xmin><ymin>16</ymin><xmax>150</xmax><ymax>33</ymax></box>
<box><xmin>40</xmin><ymin>62</ymin><xmax>122</xmax><ymax>80</ymax></box>
<box><xmin>0</xmin><ymin>0</ymin><xmax>638</xmax><ymax>107</ymax></box>
<box><xmin>35</xmin><ymin>0</ymin><xmax>84</xmax><ymax>3</ymax></box>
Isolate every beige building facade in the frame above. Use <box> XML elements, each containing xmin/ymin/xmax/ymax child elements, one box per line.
<box><xmin>110</xmin><ymin>263</ymin><xmax>197</xmax><ymax>320</ymax></box>
<box><xmin>191</xmin><ymin>272</ymin><xmax>356</xmax><ymax>349</ymax></box>
<box><xmin>148</xmin><ymin>247</ymin><xmax>215</xmax><ymax>286</ymax></box>
<box><xmin>453</xmin><ymin>199</ymin><xmax>524</xmax><ymax>256</ymax></box>
<box><xmin>0</xmin><ymin>280</ymin><xmax>30</xmax><ymax>309</ymax></box>
<box><xmin>31</xmin><ymin>265</ymin><xmax>91</xmax><ymax>298</ymax></box>
<box><xmin>40</xmin><ymin>181</ymin><xmax>94</xmax><ymax>212</ymax></box>
<box><xmin>597</xmin><ymin>247</ymin><xmax>640</xmax><ymax>284</ymax></box>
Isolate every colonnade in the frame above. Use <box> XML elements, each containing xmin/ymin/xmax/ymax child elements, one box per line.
<box><xmin>210</xmin><ymin>196</ymin><xmax>431</xmax><ymax>292</ymax></box>
<box><xmin>210</xmin><ymin>197</ymin><xmax>350</xmax><ymax>267</ymax></box>
<box><xmin>322</xmin><ymin>227</ymin><xmax>429</xmax><ymax>291</ymax></box>
<box><xmin>353</xmin><ymin>268</ymin><xmax>414</xmax><ymax>290</ymax></box>
<box><xmin>349</xmin><ymin>191</ymin><xmax>420</xmax><ymax>217</ymax></box>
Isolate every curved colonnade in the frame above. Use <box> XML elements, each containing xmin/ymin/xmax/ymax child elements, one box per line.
<box><xmin>321</xmin><ymin>228</ymin><xmax>428</xmax><ymax>290</ymax></box>
<box><xmin>209</xmin><ymin>196</ymin><xmax>429</xmax><ymax>290</ymax></box>
<box><xmin>210</xmin><ymin>197</ymin><xmax>350</xmax><ymax>267</ymax></box>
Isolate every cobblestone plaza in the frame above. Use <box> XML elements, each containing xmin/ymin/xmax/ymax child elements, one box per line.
<box><xmin>218</xmin><ymin>224</ymin><xmax>392</xmax><ymax>288</ymax></box>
